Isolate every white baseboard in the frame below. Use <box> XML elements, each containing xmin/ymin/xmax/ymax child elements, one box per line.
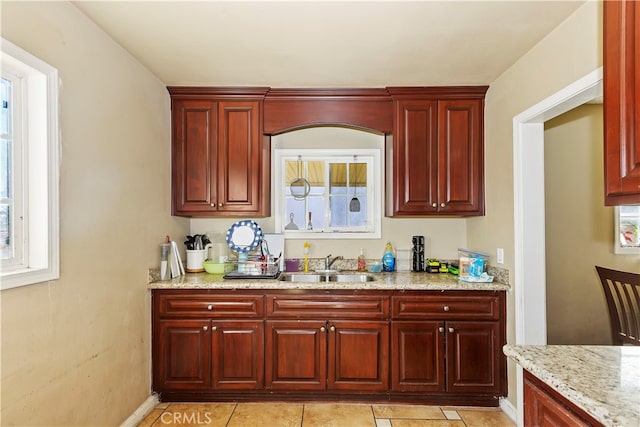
<box><xmin>121</xmin><ymin>393</ymin><xmax>159</xmax><ymax>427</ymax></box>
<box><xmin>500</xmin><ymin>397</ymin><xmax>517</xmax><ymax>424</ymax></box>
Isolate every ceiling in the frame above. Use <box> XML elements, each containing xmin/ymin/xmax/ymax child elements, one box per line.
<box><xmin>72</xmin><ymin>1</ymin><xmax>586</xmax><ymax>87</ymax></box>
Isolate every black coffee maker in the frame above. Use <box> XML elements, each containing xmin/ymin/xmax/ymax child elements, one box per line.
<box><xmin>412</xmin><ymin>235</ymin><xmax>425</xmax><ymax>272</ymax></box>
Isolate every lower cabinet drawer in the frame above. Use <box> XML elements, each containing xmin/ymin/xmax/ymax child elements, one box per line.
<box><xmin>155</xmin><ymin>292</ymin><xmax>264</xmax><ymax>318</ymax></box>
<box><xmin>266</xmin><ymin>295</ymin><xmax>389</xmax><ymax>319</ymax></box>
<box><xmin>392</xmin><ymin>294</ymin><xmax>500</xmax><ymax>320</ymax></box>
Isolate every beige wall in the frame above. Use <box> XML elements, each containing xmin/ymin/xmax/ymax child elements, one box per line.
<box><xmin>0</xmin><ymin>2</ymin><xmax>189</xmax><ymax>425</ymax></box>
<box><xmin>544</xmin><ymin>104</ymin><xmax>639</xmax><ymax>345</ymax></box>
<box><xmin>467</xmin><ymin>1</ymin><xmax>602</xmax><ymax>406</ymax></box>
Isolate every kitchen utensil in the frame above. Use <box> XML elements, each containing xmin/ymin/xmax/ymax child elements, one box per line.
<box><xmin>186</xmin><ymin>249</ymin><xmax>207</xmax><ymax>272</ymax></box>
<box><xmin>349</xmin><ymin>157</ymin><xmax>361</xmax><ymax>212</ymax></box>
<box><xmin>284</xmin><ymin>212</ymin><xmax>299</xmax><ymax>230</ymax></box>
<box><xmin>160</xmin><ymin>242</ymin><xmax>171</xmax><ymax>280</ymax></box>
<box><xmin>289</xmin><ymin>156</ymin><xmax>310</xmax><ymax>200</ymax></box>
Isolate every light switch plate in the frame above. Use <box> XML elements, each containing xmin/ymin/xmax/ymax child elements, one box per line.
<box><xmin>497</xmin><ymin>248</ymin><xmax>504</xmax><ymax>264</ymax></box>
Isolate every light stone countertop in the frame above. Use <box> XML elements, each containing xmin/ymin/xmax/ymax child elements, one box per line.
<box><xmin>503</xmin><ymin>345</ymin><xmax>640</xmax><ymax>427</ymax></box>
<box><xmin>148</xmin><ymin>271</ymin><xmax>510</xmax><ymax>291</ymax></box>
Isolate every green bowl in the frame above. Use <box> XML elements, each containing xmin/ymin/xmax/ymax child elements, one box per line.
<box><xmin>203</xmin><ymin>261</ymin><xmax>228</xmax><ymax>274</ymax></box>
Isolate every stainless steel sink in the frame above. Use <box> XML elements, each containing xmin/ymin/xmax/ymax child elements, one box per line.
<box><xmin>279</xmin><ymin>273</ymin><xmax>331</xmax><ymax>282</ymax></box>
<box><xmin>330</xmin><ymin>274</ymin><xmax>376</xmax><ymax>283</ymax></box>
<box><xmin>279</xmin><ymin>273</ymin><xmax>376</xmax><ymax>283</ymax></box>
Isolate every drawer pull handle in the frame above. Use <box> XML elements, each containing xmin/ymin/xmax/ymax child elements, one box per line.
<box><xmin>320</xmin><ymin>326</ymin><xmax>326</xmax><ymax>332</ymax></box>
<box><xmin>443</xmin><ymin>306</ymin><xmax>450</xmax><ymax>312</ymax></box>
<box><xmin>203</xmin><ymin>326</ymin><xmax>208</xmax><ymax>331</ymax></box>
<box><xmin>207</xmin><ymin>304</ymin><xmax>213</xmax><ymax>310</ymax></box>
<box><xmin>448</xmin><ymin>327</ymin><xmax>454</xmax><ymax>333</ymax></box>
<box><xmin>330</xmin><ymin>325</ymin><xmax>336</xmax><ymax>332</ymax></box>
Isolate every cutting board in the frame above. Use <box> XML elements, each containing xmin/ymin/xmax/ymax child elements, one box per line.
<box><xmin>263</xmin><ymin>233</ymin><xmax>285</xmax><ymax>270</ymax></box>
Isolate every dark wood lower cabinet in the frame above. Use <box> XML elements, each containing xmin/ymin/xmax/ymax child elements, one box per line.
<box><xmin>265</xmin><ymin>320</ymin><xmax>327</xmax><ymax>390</ymax></box>
<box><xmin>152</xmin><ymin>289</ymin><xmax>505</xmax><ymax>405</ymax></box>
<box><xmin>446</xmin><ymin>321</ymin><xmax>502</xmax><ymax>394</ymax></box>
<box><xmin>155</xmin><ymin>320</ymin><xmax>211</xmax><ymax>391</ymax></box>
<box><xmin>524</xmin><ymin>370</ymin><xmax>602</xmax><ymax>427</ymax></box>
<box><xmin>392</xmin><ymin>321</ymin><xmax>445</xmax><ymax>392</ymax></box>
<box><xmin>211</xmin><ymin>320</ymin><xmax>264</xmax><ymax>390</ymax></box>
<box><xmin>328</xmin><ymin>320</ymin><xmax>389</xmax><ymax>392</ymax></box>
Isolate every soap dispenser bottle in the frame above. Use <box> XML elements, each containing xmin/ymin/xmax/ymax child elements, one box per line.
<box><xmin>382</xmin><ymin>242</ymin><xmax>396</xmax><ymax>272</ymax></box>
<box><xmin>357</xmin><ymin>248</ymin><xmax>366</xmax><ymax>272</ymax></box>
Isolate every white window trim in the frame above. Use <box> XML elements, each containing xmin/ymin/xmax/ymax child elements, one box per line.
<box><xmin>1</xmin><ymin>38</ymin><xmax>59</xmax><ymax>290</ymax></box>
<box><xmin>274</xmin><ymin>148</ymin><xmax>382</xmax><ymax>239</ymax></box>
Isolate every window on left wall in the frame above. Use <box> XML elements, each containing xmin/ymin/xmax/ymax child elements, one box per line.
<box><xmin>1</xmin><ymin>38</ymin><xmax>59</xmax><ymax>290</ymax></box>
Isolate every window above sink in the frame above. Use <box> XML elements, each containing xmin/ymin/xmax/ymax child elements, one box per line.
<box><xmin>272</xmin><ymin>127</ymin><xmax>383</xmax><ymax>239</ymax></box>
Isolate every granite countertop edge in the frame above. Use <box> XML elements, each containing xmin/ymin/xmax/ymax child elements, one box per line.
<box><xmin>503</xmin><ymin>344</ymin><xmax>640</xmax><ymax>427</ymax></box>
<box><xmin>148</xmin><ymin>271</ymin><xmax>510</xmax><ymax>291</ymax></box>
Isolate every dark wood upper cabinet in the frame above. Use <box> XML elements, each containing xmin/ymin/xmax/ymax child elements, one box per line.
<box><xmin>387</xmin><ymin>87</ymin><xmax>487</xmax><ymax>216</ymax></box>
<box><xmin>263</xmin><ymin>88</ymin><xmax>393</xmax><ymax>135</ymax></box>
<box><xmin>604</xmin><ymin>0</ymin><xmax>640</xmax><ymax>205</ymax></box>
<box><xmin>169</xmin><ymin>87</ymin><xmax>270</xmax><ymax>217</ymax></box>
<box><xmin>169</xmin><ymin>86</ymin><xmax>487</xmax><ymax>217</ymax></box>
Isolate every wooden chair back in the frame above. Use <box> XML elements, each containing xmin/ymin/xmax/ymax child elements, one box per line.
<box><xmin>595</xmin><ymin>266</ymin><xmax>640</xmax><ymax>346</ymax></box>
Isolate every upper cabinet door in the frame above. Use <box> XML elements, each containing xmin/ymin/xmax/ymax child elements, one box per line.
<box><xmin>172</xmin><ymin>99</ymin><xmax>218</xmax><ymax>216</ymax></box>
<box><xmin>604</xmin><ymin>0</ymin><xmax>640</xmax><ymax>205</ymax></box>
<box><xmin>438</xmin><ymin>99</ymin><xmax>484</xmax><ymax>215</ymax></box>
<box><xmin>169</xmin><ymin>87</ymin><xmax>270</xmax><ymax>217</ymax></box>
<box><xmin>217</xmin><ymin>101</ymin><xmax>263</xmax><ymax>213</ymax></box>
<box><xmin>388</xmin><ymin>87</ymin><xmax>487</xmax><ymax>217</ymax></box>
<box><xmin>393</xmin><ymin>99</ymin><xmax>439</xmax><ymax>215</ymax></box>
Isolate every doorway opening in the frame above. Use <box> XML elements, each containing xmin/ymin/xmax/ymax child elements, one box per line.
<box><xmin>512</xmin><ymin>67</ymin><xmax>603</xmax><ymax>423</ymax></box>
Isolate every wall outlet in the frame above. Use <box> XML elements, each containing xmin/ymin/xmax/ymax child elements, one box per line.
<box><xmin>497</xmin><ymin>248</ymin><xmax>504</xmax><ymax>264</ymax></box>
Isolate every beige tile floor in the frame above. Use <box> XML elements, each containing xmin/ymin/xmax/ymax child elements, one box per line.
<box><xmin>138</xmin><ymin>402</ymin><xmax>515</xmax><ymax>427</ymax></box>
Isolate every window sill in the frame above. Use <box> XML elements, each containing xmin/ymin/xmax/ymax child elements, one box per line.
<box><xmin>1</xmin><ymin>266</ymin><xmax>59</xmax><ymax>290</ymax></box>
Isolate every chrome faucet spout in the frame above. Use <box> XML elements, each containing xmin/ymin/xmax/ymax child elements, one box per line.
<box><xmin>325</xmin><ymin>255</ymin><xmax>344</xmax><ymax>270</ymax></box>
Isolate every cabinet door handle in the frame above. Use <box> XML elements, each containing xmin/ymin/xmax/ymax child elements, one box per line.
<box><xmin>330</xmin><ymin>325</ymin><xmax>336</xmax><ymax>332</ymax></box>
<box><xmin>440</xmin><ymin>202</ymin><xmax>446</xmax><ymax>208</ymax></box>
<box><xmin>219</xmin><ymin>202</ymin><xmax>223</xmax><ymax>207</ymax></box>
<box><xmin>443</xmin><ymin>306</ymin><xmax>450</xmax><ymax>312</ymax></box>
<box><xmin>320</xmin><ymin>326</ymin><xmax>326</xmax><ymax>332</ymax></box>
<box><xmin>432</xmin><ymin>203</ymin><xmax>437</xmax><ymax>208</ymax></box>
<box><xmin>212</xmin><ymin>326</ymin><xmax>217</xmax><ymax>331</ymax></box>
<box><xmin>207</xmin><ymin>304</ymin><xmax>213</xmax><ymax>310</ymax></box>
<box><xmin>210</xmin><ymin>202</ymin><xmax>216</xmax><ymax>207</ymax></box>
<box><xmin>203</xmin><ymin>325</ymin><xmax>208</xmax><ymax>331</ymax></box>
<box><xmin>448</xmin><ymin>327</ymin><xmax>454</xmax><ymax>333</ymax></box>
<box><xmin>438</xmin><ymin>327</ymin><xmax>444</xmax><ymax>333</ymax></box>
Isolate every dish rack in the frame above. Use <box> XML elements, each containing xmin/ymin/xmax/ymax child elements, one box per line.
<box><xmin>223</xmin><ymin>255</ymin><xmax>280</xmax><ymax>279</ymax></box>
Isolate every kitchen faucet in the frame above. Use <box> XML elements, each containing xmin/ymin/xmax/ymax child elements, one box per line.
<box><xmin>325</xmin><ymin>254</ymin><xmax>343</xmax><ymax>270</ymax></box>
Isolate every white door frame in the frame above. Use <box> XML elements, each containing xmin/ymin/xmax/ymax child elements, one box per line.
<box><xmin>511</xmin><ymin>67</ymin><xmax>602</xmax><ymax>425</ymax></box>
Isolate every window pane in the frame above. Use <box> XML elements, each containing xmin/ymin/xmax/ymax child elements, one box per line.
<box><xmin>0</xmin><ymin>203</ymin><xmax>10</xmax><ymax>260</ymax></box>
<box><xmin>284</xmin><ymin>198</ymin><xmax>305</xmax><ymax>230</ymax></box>
<box><xmin>349</xmin><ymin>197</ymin><xmax>367</xmax><ymax>226</ymax></box>
<box><xmin>0</xmin><ymin>78</ymin><xmax>10</xmax><ymax>136</ymax></box>
<box><xmin>0</xmin><ymin>78</ymin><xmax>11</xmax><ymax>260</ymax></box>
<box><xmin>0</xmin><ymin>137</ymin><xmax>9</xmax><ymax>199</ymax></box>
<box><xmin>307</xmin><ymin>196</ymin><xmax>325</xmax><ymax>229</ymax></box>
<box><xmin>330</xmin><ymin>196</ymin><xmax>347</xmax><ymax>227</ymax></box>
